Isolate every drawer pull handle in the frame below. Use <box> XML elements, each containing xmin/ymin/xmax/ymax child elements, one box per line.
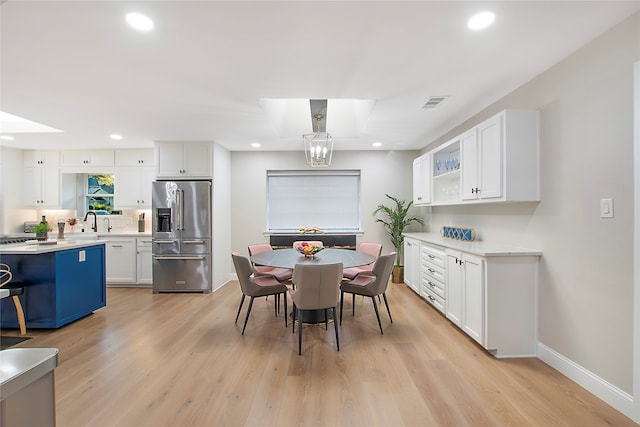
<box><xmin>428</xmin><ymin>281</ymin><xmax>436</xmax><ymax>288</ymax></box>
<box><xmin>428</xmin><ymin>268</ymin><xmax>435</xmax><ymax>273</ymax></box>
<box><xmin>428</xmin><ymin>254</ymin><xmax>435</xmax><ymax>259</ymax></box>
<box><xmin>428</xmin><ymin>296</ymin><xmax>435</xmax><ymax>302</ymax></box>
<box><xmin>111</xmin><ymin>245</ymin><xmax>123</xmax><ymax>248</ymax></box>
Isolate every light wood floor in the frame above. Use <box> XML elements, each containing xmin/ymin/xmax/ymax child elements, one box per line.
<box><xmin>2</xmin><ymin>281</ymin><xmax>637</xmax><ymax>427</ymax></box>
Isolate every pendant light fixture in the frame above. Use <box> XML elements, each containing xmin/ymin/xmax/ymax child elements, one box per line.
<box><xmin>303</xmin><ymin>100</ymin><xmax>333</xmax><ymax>167</ymax></box>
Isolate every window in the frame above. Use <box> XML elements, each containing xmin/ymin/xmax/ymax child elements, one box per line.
<box><xmin>86</xmin><ymin>174</ymin><xmax>115</xmax><ymax>214</ymax></box>
<box><xmin>267</xmin><ymin>170</ymin><xmax>361</xmax><ymax>232</ymax></box>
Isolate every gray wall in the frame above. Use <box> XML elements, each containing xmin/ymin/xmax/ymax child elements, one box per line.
<box><xmin>230</xmin><ymin>150</ymin><xmax>425</xmax><ymax>261</ymax></box>
<box><xmin>426</xmin><ymin>13</ymin><xmax>639</xmax><ymax>393</ymax></box>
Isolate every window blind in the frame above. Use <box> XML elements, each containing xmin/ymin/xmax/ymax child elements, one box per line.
<box><xmin>267</xmin><ymin>170</ymin><xmax>361</xmax><ymax>232</ymax></box>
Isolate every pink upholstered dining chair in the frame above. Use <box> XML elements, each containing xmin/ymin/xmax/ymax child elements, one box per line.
<box><xmin>247</xmin><ymin>243</ymin><xmax>293</xmax><ymax>282</ymax></box>
<box><xmin>342</xmin><ymin>242</ymin><xmax>383</xmax><ymax>280</ymax></box>
<box><xmin>339</xmin><ymin>252</ymin><xmax>395</xmax><ymax>335</ymax></box>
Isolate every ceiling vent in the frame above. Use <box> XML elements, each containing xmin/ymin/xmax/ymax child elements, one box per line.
<box><xmin>422</xmin><ymin>96</ymin><xmax>449</xmax><ymax>110</ymax></box>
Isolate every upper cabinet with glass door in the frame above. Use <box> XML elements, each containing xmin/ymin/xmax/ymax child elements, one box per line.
<box><xmin>416</xmin><ymin>109</ymin><xmax>540</xmax><ymax>206</ymax></box>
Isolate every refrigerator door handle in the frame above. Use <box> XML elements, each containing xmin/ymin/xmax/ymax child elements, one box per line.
<box><xmin>153</xmin><ymin>255</ymin><xmax>207</xmax><ymax>261</ymax></box>
<box><xmin>176</xmin><ymin>188</ymin><xmax>185</xmax><ymax>231</ymax></box>
<box><xmin>154</xmin><ymin>240</ymin><xmax>178</xmax><ymax>244</ymax></box>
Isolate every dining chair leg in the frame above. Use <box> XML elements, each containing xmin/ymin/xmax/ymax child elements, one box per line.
<box><xmin>339</xmin><ymin>291</ymin><xmax>345</xmax><ymax>325</ymax></box>
<box><xmin>332</xmin><ymin>307</ymin><xmax>340</xmax><ymax>351</ymax></box>
<box><xmin>235</xmin><ymin>294</ymin><xmax>246</xmax><ymax>324</ymax></box>
<box><xmin>371</xmin><ymin>296</ymin><xmax>384</xmax><ymax>335</ymax></box>
<box><xmin>352</xmin><ymin>294</ymin><xmax>356</xmax><ymax>316</ymax></box>
<box><xmin>382</xmin><ymin>292</ymin><xmax>393</xmax><ymax>323</ymax></box>
<box><xmin>283</xmin><ymin>292</ymin><xmax>288</xmax><ymax>328</ymax></box>
<box><xmin>242</xmin><ymin>296</ymin><xmax>255</xmax><ymax>335</ymax></box>
<box><xmin>298</xmin><ymin>308</ymin><xmax>303</xmax><ymax>355</ymax></box>
<box><xmin>292</xmin><ymin>302</ymin><xmax>296</xmax><ymax>333</ymax></box>
<box><xmin>324</xmin><ymin>308</ymin><xmax>328</xmax><ymax>330</ymax></box>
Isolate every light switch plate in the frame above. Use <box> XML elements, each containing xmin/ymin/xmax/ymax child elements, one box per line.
<box><xmin>600</xmin><ymin>198</ymin><xmax>613</xmax><ymax>218</ymax></box>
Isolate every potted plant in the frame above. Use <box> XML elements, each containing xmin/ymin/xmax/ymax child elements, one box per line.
<box><xmin>33</xmin><ymin>222</ymin><xmax>51</xmax><ymax>241</ymax></box>
<box><xmin>372</xmin><ymin>194</ymin><xmax>424</xmax><ymax>283</ymax></box>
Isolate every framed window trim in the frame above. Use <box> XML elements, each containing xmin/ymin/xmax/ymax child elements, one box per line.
<box><xmin>266</xmin><ymin>169</ymin><xmax>362</xmax><ymax>234</ymax></box>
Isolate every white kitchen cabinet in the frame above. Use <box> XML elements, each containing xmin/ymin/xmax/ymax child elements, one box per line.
<box><xmin>115</xmin><ymin>166</ymin><xmax>153</xmax><ymax>208</ymax></box>
<box><xmin>60</xmin><ymin>150</ymin><xmax>114</xmax><ymax>168</ymax></box>
<box><xmin>23</xmin><ymin>166</ymin><xmax>60</xmax><ymax>208</ymax></box>
<box><xmin>446</xmin><ymin>248</ymin><xmax>538</xmax><ymax>357</ymax></box>
<box><xmin>461</xmin><ymin>109</ymin><xmax>539</xmax><ymax>202</ymax></box>
<box><xmin>403</xmin><ymin>237</ymin><xmax>420</xmax><ymax>294</ymax></box>
<box><xmin>105</xmin><ymin>238</ymin><xmax>137</xmax><ymax>284</ymax></box>
<box><xmin>421</xmin><ymin>243</ymin><xmax>446</xmax><ymax>314</ymax></box>
<box><xmin>431</xmin><ymin>138</ymin><xmax>461</xmax><ymax>204</ymax></box>
<box><xmin>155</xmin><ymin>142</ymin><xmax>212</xmax><ymax>179</ymax></box>
<box><xmin>446</xmin><ymin>250</ymin><xmax>484</xmax><ymax>343</ymax></box>
<box><xmin>115</xmin><ymin>149</ymin><xmax>154</xmax><ymax>167</ymax></box>
<box><xmin>23</xmin><ymin>151</ymin><xmax>59</xmax><ymax>168</ymax></box>
<box><xmin>136</xmin><ymin>238</ymin><xmax>152</xmax><ymax>286</ymax></box>
<box><xmin>415</xmin><ymin>109</ymin><xmax>539</xmax><ymax>206</ymax></box>
<box><xmin>412</xmin><ymin>153</ymin><xmax>431</xmax><ymax>205</ymax></box>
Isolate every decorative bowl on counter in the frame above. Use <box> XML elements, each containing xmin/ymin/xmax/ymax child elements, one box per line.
<box><xmin>294</xmin><ymin>242</ymin><xmax>324</xmax><ymax>257</ymax></box>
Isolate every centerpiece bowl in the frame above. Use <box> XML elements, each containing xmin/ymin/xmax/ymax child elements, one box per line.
<box><xmin>294</xmin><ymin>242</ymin><xmax>324</xmax><ymax>258</ymax></box>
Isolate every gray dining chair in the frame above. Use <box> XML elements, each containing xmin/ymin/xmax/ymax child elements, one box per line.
<box><xmin>290</xmin><ymin>262</ymin><xmax>343</xmax><ymax>355</ymax></box>
<box><xmin>231</xmin><ymin>252</ymin><xmax>288</xmax><ymax>335</ymax></box>
<box><xmin>339</xmin><ymin>252</ymin><xmax>396</xmax><ymax>334</ymax></box>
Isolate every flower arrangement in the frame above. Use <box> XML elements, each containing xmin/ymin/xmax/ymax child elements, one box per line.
<box><xmin>294</xmin><ymin>241</ymin><xmax>324</xmax><ymax>257</ymax></box>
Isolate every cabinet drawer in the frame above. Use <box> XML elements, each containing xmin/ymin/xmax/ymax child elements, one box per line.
<box><xmin>421</xmin><ymin>262</ymin><xmax>445</xmax><ymax>284</ymax></box>
<box><xmin>422</xmin><ymin>275</ymin><xmax>445</xmax><ymax>299</ymax></box>
<box><xmin>421</xmin><ymin>244</ymin><xmax>445</xmax><ymax>268</ymax></box>
<box><xmin>422</xmin><ymin>288</ymin><xmax>445</xmax><ymax>314</ymax></box>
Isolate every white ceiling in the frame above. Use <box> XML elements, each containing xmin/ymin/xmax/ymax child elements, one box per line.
<box><xmin>1</xmin><ymin>1</ymin><xmax>639</xmax><ymax>152</ymax></box>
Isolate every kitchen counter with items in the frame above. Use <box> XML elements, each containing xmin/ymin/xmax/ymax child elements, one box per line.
<box><xmin>402</xmin><ymin>232</ymin><xmax>542</xmax><ymax>256</ymax></box>
<box><xmin>403</xmin><ymin>232</ymin><xmax>542</xmax><ymax>358</ymax></box>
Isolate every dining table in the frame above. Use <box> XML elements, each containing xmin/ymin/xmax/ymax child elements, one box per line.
<box><xmin>249</xmin><ymin>247</ymin><xmax>375</xmax><ymax>270</ymax></box>
<box><xmin>250</xmin><ymin>248</ymin><xmax>376</xmax><ymax>324</ymax></box>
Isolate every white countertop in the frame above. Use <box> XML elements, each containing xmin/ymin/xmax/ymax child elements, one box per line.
<box><xmin>0</xmin><ymin>239</ymin><xmax>106</xmax><ymax>255</ymax></box>
<box><xmin>403</xmin><ymin>232</ymin><xmax>542</xmax><ymax>257</ymax></box>
<box><xmin>0</xmin><ymin>348</ymin><xmax>59</xmax><ymax>399</ymax></box>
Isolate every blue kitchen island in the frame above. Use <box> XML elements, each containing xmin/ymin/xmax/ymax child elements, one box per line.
<box><xmin>0</xmin><ymin>240</ymin><xmax>106</xmax><ymax>329</ymax></box>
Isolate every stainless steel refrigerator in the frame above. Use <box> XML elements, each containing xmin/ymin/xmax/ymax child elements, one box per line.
<box><xmin>152</xmin><ymin>180</ymin><xmax>212</xmax><ymax>293</ymax></box>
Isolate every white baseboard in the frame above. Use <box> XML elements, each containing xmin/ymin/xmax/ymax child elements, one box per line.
<box><xmin>537</xmin><ymin>342</ymin><xmax>634</xmax><ymax>419</ymax></box>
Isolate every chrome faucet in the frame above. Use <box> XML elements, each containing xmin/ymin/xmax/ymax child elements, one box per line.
<box><xmin>84</xmin><ymin>211</ymin><xmax>97</xmax><ymax>232</ymax></box>
<box><xmin>104</xmin><ymin>217</ymin><xmax>112</xmax><ymax>232</ymax></box>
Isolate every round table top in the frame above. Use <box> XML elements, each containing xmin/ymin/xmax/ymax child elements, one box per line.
<box><xmin>250</xmin><ymin>248</ymin><xmax>375</xmax><ymax>269</ymax></box>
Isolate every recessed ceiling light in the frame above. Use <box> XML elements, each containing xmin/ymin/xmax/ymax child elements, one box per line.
<box><xmin>0</xmin><ymin>135</ymin><xmax>15</xmax><ymax>141</ymax></box>
<box><xmin>468</xmin><ymin>11</ymin><xmax>495</xmax><ymax>30</ymax></box>
<box><xmin>372</xmin><ymin>142</ymin><xmax>382</xmax><ymax>147</ymax></box>
<box><xmin>251</xmin><ymin>143</ymin><xmax>261</xmax><ymax>148</ymax></box>
<box><xmin>110</xmin><ymin>134</ymin><xmax>123</xmax><ymax>140</ymax></box>
<box><xmin>126</xmin><ymin>13</ymin><xmax>154</xmax><ymax>32</ymax></box>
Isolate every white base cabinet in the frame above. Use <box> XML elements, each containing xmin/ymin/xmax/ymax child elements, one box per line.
<box><xmin>104</xmin><ymin>236</ymin><xmax>152</xmax><ymax>287</ymax></box>
<box><xmin>105</xmin><ymin>238</ymin><xmax>137</xmax><ymax>284</ymax></box>
<box><xmin>136</xmin><ymin>238</ymin><xmax>152</xmax><ymax>286</ymax></box>
<box><xmin>446</xmin><ymin>250</ymin><xmax>538</xmax><ymax>357</ymax></box>
<box><xmin>403</xmin><ymin>232</ymin><xmax>541</xmax><ymax>358</ymax></box>
<box><xmin>403</xmin><ymin>237</ymin><xmax>420</xmax><ymax>294</ymax></box>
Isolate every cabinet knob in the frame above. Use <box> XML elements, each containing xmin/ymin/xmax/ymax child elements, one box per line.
<box><xmin>428</xmin><ymin>281</ymin><xmax>435</xmax><ymax>288</ymax></box>
<box><xmin>428</xmin><ymin>296</ymin><xmax>435</xmax><ymax>302</ymax></box>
